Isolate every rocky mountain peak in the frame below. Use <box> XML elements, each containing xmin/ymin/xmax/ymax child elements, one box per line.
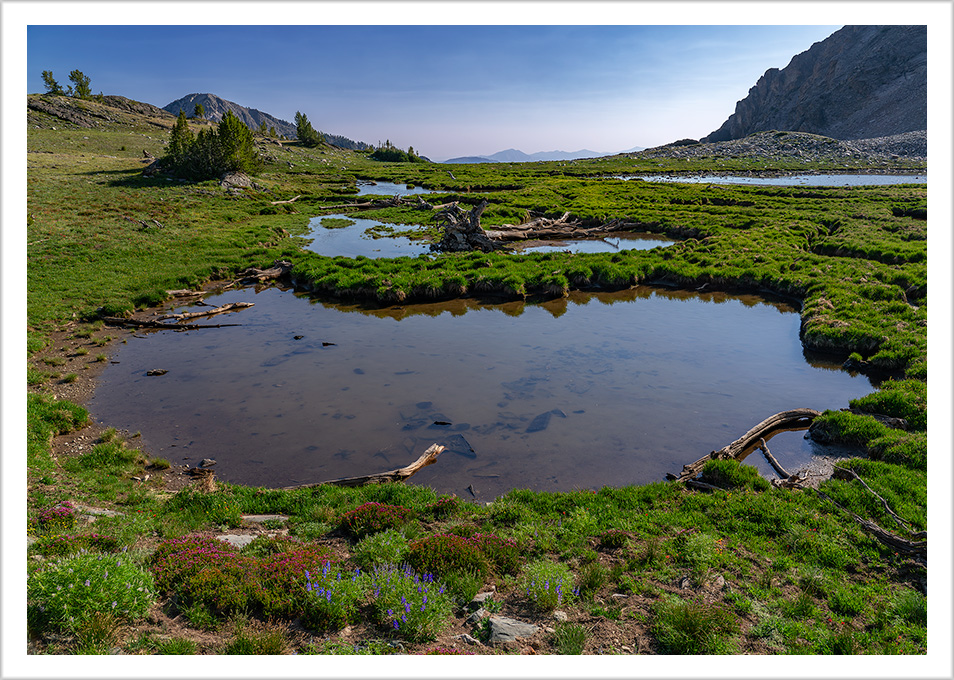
<box><xmin>703</xmin><ymin>25</ymin><xmax>926</xmax><ymax>143</ymax></box>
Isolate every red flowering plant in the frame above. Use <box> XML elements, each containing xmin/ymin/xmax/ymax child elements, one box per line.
<box><xmin>339</xmin><ymin>502</ymin><xmax>416</xmax><ymax>539</ymax></box>
<box><xmin>407</xmin><ymin>533</ymin><xmax>491</xmax><ymax>581</ymax></box>
<box><xmin>37</xmin><ymin>501</ymin><xmax>78</xmax><ymax>535</ymax></box>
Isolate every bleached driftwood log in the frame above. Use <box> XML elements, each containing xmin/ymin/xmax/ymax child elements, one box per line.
<box><xmin>280</xmin><ymin>443</ymin><xmax>446</xmax><ymax>490</ymax></box>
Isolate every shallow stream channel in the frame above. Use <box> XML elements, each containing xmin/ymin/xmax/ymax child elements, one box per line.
<box><xmin>90</xmin><ymin>285</ymin><xmax>876</xmax><ymax>499</ymax></box>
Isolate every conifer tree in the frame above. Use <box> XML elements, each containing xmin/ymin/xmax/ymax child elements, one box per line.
<box><xmin>193</xmin><ymin>103</ymin><xmax>205</xmax><ymax>119</ymax></box>
<box><xmin>41</xmin><ymin>70</ymin><xmax>65</xmax><ymax>96</ymax></box>
<box><xmin>67</xmin><ymin>70</ymin><xmax>92</xmax><ymax>99</ymax></box>
<box><xmin>294</xmin><ymin>111</ymin><xmax>322</xmax><ymax>147</ymax></box>
<box><xmin>166</xmin><ymin>110</ymin><xmax>194</xmax><ymax>169</ymax></box>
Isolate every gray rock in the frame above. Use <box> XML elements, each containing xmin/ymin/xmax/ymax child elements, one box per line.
<box><xmin>552</xmin><ymin>610</ymin><xmax>568</xmax><ymax>622</ymax></box>
<box><xmin>488</xmin><ymin>616</ymin><xmax>539</xmax><ymax>643</ymax></box>
<box><xmin>217</xmin><ymin>534</ymin><xmax>256</xmax><ymax>548</ymax></box>
<box><xmin>465</xmin><ymin>608</ymin><xmax>489</xmax><ymax>625</ymax></box>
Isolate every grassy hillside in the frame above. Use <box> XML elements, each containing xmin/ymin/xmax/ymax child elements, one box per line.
<box><xmin>25</xmin><ymin>94</ymin><xmax>928</xmax><ymax>656</ymax></box>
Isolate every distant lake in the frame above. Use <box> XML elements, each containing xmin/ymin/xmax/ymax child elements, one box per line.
<box><xmin>618</xmin><ymin>174</ymin><xmax>927</xmax><ymax>187</ymax></box>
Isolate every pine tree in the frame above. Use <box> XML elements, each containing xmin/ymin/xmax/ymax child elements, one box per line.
<box><xmin>217</xmin><ymin>110</ymin><xmax>261</xmax><ymax>174</ymax></box>
<box><xmin>67</xmin><ymin>70</ymin><xmax>91</xmax><ymax>99</ymax></box>
<box><xmin>294</xmin><ymin>111</ymin><xmax>322</xmax><ymax>147</ymax></box>
<box><xmin>166</xmin><ymin>110</ymin><xmax>194</xmax><ymax>169</ymax></box>
<box><xmin>41</xmin><ymin>70</ymin><xmax>65</xmax><ymax>96</ymax></box>
<box><xmin>193</xmin><ymin>103</ymin><xmax>205</xmax><ymax>119</ymax></box>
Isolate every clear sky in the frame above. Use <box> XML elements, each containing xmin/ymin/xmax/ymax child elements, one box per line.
<box><xmin>25</xmin><ymin>20</ymin><xmax>842</xmax><ymax>160</ymax></box>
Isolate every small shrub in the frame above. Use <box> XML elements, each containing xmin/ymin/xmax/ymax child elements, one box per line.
<box><xmin>155</xmin><ymin>637</ymin><xmax>198</xmax><ymax>654</ymax></box>
<box><xmin>520</xmin><ymin>559</ymin><xmax>578</xmax><ymax>611</ymax></box>
<box><xmin>36</xmin><ymin>501</ymin><xmax>78</xmax><ymax>535</ymax></box>
<box><xmin>163</xmin><ymin>488</ymin><xmax>241</xmax><ymax>528</ymax></box>
<box><xmin>577</xmin><ymin>561</ymin><xmax>607</xmax><ymax>600</ymax></box>
<box><xmin>301</xmin><ymin>565</ymin><xmax>366</xmax><ymax>632</ymax></box>
<box><xmin>598</xmin><ymin>528</ymin><xmax>629</xmax><ymax>550</ymax></box>
<box><xmin>292</xmin><ymin>521</ymin><xmax>333</xmax><ymax>541</ymax></box>
<box><xmin>470</xmin><ymin>533</ymin><xmax>521</xmax><ymax>575</ymax></box>
<box><xmin>700</xmin><ymin>459</ymin><xmax>770</xmax><ymax>491</ymax></box>
<box><xmin>366</xmin><ymin>564</ymin><xmax>454</xmax><ymax>642</ymax></box>
<box><xmin>222</xmin><ymin>628</ymin><xmax>288</xmax><ymax>655</ymax></box>
<box><xmin>829</xmin><ymin>585</ymin><xmax>866</xmax><ymax>617</ymax></box>
<box><xmin>32</xmin><ymin>533</ymin><xmax>120</xmax><ymax>558</ymax></box>
<box><xmin>652</xmin><ymin>595</ymin><xmax>739</xmax><ymax>654</ymax></box>
<box><xmin>441</xmin><ymin>568</ymin><xmax>483</xmax><ymax>605</ymax></box>
<box><xmin>889</xmin><ymin>588</ymin><xmax>926</xmax><ymax>626</ymax></box>
<box><xmin>339</xmin><ymin>502</ymin><xmax>415</xmax><ymax>539</ymax></box>
<box><xmin>407</xmin><ymin>533</ymin><xmax>490</xmax><ymax>581</ymax></box>
<box><xmin>425</xmin><ymin>495</ymin><xmax>462</xmax><ymax>519</ymax></box>
<box><xmin>28</xmin><ymin>552</ymin><xmax>156</xmax><ymax>633</ymax></box>
<box><xmin>552</xmin><ymin>622</ymin><xmax>588</xmax><ymax>654</ymax></box>
<box><xmin>352</xmin><ymin>529</ymin><xmax>409</xmax><ymax>570</ymax></box>
<box><xmin>150</xmin><ymin>457</ymin><xmax>171</xmax><ymax>470</ymax></box>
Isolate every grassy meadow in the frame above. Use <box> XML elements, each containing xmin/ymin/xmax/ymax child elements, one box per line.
<box><xmin>25</xmin><ymin>94</ymin><xmax>928</xmax><ymax>656</ymax></box>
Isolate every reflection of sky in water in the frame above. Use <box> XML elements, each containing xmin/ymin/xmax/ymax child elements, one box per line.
<box><xmin>91</xmin><ymin>286</ymin><xmax>875</xmax><ymax>499</ymax></box>
<box><xmin>356</xmin><ymin>181</ymin><xmax>438</xmax><ymax>196</ymax></box>
<box><xmin>618</xmin><ymin>174</ymin><xmax>927</xmax><ymax>186</ymax></box>
<box><xmin>305</xmin><ymin>215</ymin><xmax>673</xmax><ymax>259</ymax></box>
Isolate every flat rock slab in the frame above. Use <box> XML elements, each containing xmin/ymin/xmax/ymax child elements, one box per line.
<box><xmin>241</xmin><ymin>514</ymin><xmax>289</xmax><ymax>524</ymax></box>
<box><xmin>488</xmin><ymin>616</ymin><xmax>540</xmax><ymax>643</ymax></box>
<box><xmin>217</xmin><ymin>534</ymin><xmax>257</xmax><ymax>548</ymax></box>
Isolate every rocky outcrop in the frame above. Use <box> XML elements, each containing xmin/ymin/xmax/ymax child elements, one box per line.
<box><xmin>703</xmin><ymin>26</ymin><xmax>926</xmax><ymax>142</ymax></box>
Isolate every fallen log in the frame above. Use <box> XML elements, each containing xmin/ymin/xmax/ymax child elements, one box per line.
<box><xmin>101</xmin><ymin>316</ymin><xmax>241</xmax><ymax>330</ymax></box>
<box><xmin>831</xmin><ymin>466</ymin><xmax>914</xmax><ymax>531</ymax></box>
<box><xmin>158</xmin><ymin>301</ymin><xmax>254</xmax><ymax>322</ymax></box>
<box><xmin>280</xmin><ymin>443</ymin><xmax>445</xmax><ymax>490</ymax></box>
<box><xmin>166</xmin><ymin>289</ymin><xmax>206</xmax><ymax>298</ymax></box>
<box><xmin>816</xmin><ymin>490</ymin><xmax>926</xmax><ymax>558</ymax></box>
<box><xmin>667</xmin><ymin>408</ymin><xmax>821</xmax><ymax>482</ymax></box>
<box><xmin>238</xmin><ymin>259</ymin><xmax>293</xmax><ymax>283</ymax></box>
<box><xmin>269</xmin><ymin>195</ymin><xmax>302</xmax><ymax>205</ymax></box>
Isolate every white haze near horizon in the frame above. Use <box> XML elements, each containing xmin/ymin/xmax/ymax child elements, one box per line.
<box><xmin>24</xmin><ymin>22</ymin><xmax>844</xmax><ymax>161</ymax></box>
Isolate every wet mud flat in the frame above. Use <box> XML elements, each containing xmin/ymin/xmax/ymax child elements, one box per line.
<box><xmin>90</xmin><ymin>285</ymin><xmax>875</xmax><ymax>499</ymax></box>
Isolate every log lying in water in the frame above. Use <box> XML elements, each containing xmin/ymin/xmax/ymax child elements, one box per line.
<box><xmin>667</xmin><ymin>408</ymin><xmax>821</xmax><ymax>482</ymax></box>
<box><xmin>485</xmin><ymin>216</ymin><xmax>644</xmax><ymax>242</ymax></box>
<box><xmin>280</xmin><ymin>443</ymin><xmax>446</xmax><ymax>490</ymax></box>
<box><xmin>432</xmin><ymin>200</ymin><xmax>502</xmax><ymax>252</ymax></box>
<box><xmin>158</xmin><ymin>301</ymin><xmax>254</xmax><ymax>321</ymax></box>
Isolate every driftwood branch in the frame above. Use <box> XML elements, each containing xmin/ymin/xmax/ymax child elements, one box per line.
<box><xmin>101</xmin><ymin>316</ymin><xmax>241</xmax><ymax>330</ymax></box>
<box><xmin>831</xmin><ymin>466</ymin><xmax>913</xmax><ymax>531</ymax></box>
<box><xmin>270</xmin><ymin>195</ymin><xmax>301</xmax><ymax>205</ymax></box>
<box><xmin>159</xmin><ymin>301</ymin><xmax>254</xmax><ymax>322</ymax></box>
<box><xmin>758</xmin><ymin>437</ymin><xmax>792</xmax><ymax>479</ymax></box>
<box><xmin>667</xmin><ymin>408</ymin><xmax>821</xmax><ymax>482</ymax></box>
<box><xmin>280</xmin><ymin>443</ymin><xmax>445</xmax><ymax>490</ymax></box>
<box><xmin>816</xmin><ymin>490</ymin><xmax>926</xmax><ymax>558</ymax></box>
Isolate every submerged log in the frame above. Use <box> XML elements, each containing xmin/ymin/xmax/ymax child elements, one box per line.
<box><xmin>280</xmin><ymin>443</ymin><xmax>445</xmax><ymax>490</ymax></box>
<box><xmin>667</xmin><ymin>408</ymin><xmax>821</xmax><ymax>482</ymax></box>
<box><xmin>101</xmin><ymin>316</ymin><xmax>241</xmax><ymax>330</ymax></box>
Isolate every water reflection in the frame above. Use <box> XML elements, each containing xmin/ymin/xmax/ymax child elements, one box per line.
<box><xmin>90</xmin><ymin>286</ymin><xmax>876</xmax><ymax>498</ymax></box>
<box><xmin>304</xmin><ymin>214</ymin><xmax>672</xmax><ymax>259</ymax></box>
<box><xmin>356</xmin><ymin>181</ymin><xmax>438</xmax><ymax>196</ymax></box>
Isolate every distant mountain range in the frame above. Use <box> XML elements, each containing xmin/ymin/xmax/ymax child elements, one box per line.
<box><xmin>441</xmin><ymin>146</ymin><xmax>644</xmax><ymax>164</ymax></box>
<box><xmin>162</xmin><ymin>93</ymin><xmax>371</xmax><ymax>150</ymax></box>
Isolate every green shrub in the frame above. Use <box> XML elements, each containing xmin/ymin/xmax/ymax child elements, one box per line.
<box><xmin>407</xmin><ymin>533</ymin><xmax>490</xmax><ymax>581</ymax></box>
<box><xmin>32</xmin><ymin>532</ymin><xmax>120</xmax><ymax>557</ymax></box>
<box><xmin>520</xmin><ymin>559</ymin><xmax>578</xmax><ymax>611</ymax></box>
<box><xmin>598</xmin><ymin>528</ymin><xmax>630</xmax><ymax>550</ymax></box>
<box><xmin>36</xmin><ymin>501</ymin><xmax>78</xmax><ymax>535</ymax></box>
<box><xmin>366</xmin><ymin>564</ymin><xmax>454</xmax><ymax>642</ymax></box>
<box><xmin>425</xmin><ymin>495</ymin><xmax>462</xmax><ymax>519</ymax></box>
<box><xmin>829</xmin><ymin>585</ymin><xmax>866</xmax><ymax>617</ymax></box>
<box><xmin>552</xmin><ymin>622</ymin><xmax>588</xmax><ymax>654</ymax></box>
<box><xmin>700</xmin><ymin>459</ymin><xmax>770</xmax><ymax>491</ymax></box>
<box><xmin>889</xmin><ymin>588</ymin><xmax>926</xmax><ymax>626</ymax></box>
<box><xmin>155</xmin><ymin>637</ymin><xmax>198</xmax><ymax>654</ymax></box>
<box><xmin>339</xmin><ymin>502</ymin><xmax>415</xmax><ymax>539</ymax></box>
<box><xmin>162</xmin><ymin>488</ymin><xmax>242</xmax><ymax>528</ymax></box>
<box><xmin>652</xmin><ymin>595</ymin><xmax>739</xmax><ymax>654</ymax></box>
<box><xmin>351</xmin><ymin>529</ymin><xmax>409</xmax><ymax>570</ymax></box>
<box><xmin>577</xmin><ymin>561</ymin><xmax>607</xmax><ymax>600</ymax></box>
<box><xmin>301</xmin><ymin>565</ymin><xmax>367</xmax><ymax>632</ymax></box>
<box><xmin>28</xmin><ymin>552</ymin><xmax>156</xmax><ymax>633</ymax></box>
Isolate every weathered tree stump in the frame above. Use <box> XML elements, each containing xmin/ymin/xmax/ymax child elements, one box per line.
<box><xmin>431</xmin><ymin>200</ymin><xmax>501</xmax><ymax>252</ymax></box>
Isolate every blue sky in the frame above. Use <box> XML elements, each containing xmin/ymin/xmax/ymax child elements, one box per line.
<box><xmin>25</xmin><ymin>22</ymin><xmax>843</xmax><ymax>159</ymax></box>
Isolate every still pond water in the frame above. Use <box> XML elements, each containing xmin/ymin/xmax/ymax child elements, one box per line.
<box><xmin>91</xmin><ymin>286</ymin><xmax>874</xmax><ymax>498</ymax></box>
<box><xmin>305</xmin><ymin>215</ymin><xmax>675</xmax><ymax>259</ymax></box>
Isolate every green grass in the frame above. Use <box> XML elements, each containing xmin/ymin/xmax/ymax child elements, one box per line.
<box><xmin>24</xmin><ymin>94</ymin><xmax>928</xmax><ymax>656</ymax></box>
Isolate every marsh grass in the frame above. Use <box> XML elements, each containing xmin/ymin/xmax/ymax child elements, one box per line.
<box><xmin>652</xmin><ymin>595</ymin><xmax>739</xmax><ymax>654</ymax></box>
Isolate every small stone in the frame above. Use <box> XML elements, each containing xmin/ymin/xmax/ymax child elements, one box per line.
<box><xmin>552</xmin><ymin>610</ymin><xmax>568</xmax><ymax>622</ymax></box>
<box><xmin>454</xmin><ymin>633</ymin><xmax>483</xmax><ymax>646</ymax></box>
<box><xmin>200</xmin><ymin>458</ymin><xmax>216</xmax><ymax>467</ymax></box>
